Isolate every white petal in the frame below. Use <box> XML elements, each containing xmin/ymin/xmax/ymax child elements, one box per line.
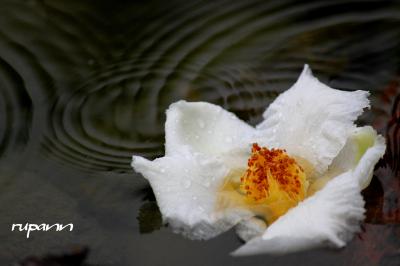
<box><xmin>329</xmin><ymin>126</ymin><xmax>386</xmax><ymax>189</ymax></box>
<box><xmin>232</xmin><ymin>133</ymin><xmax>385</xmax><ymax>256</ymax></box>
<box><xmin>353</xmin><ymin>133</ymin><xmax>386</xmax><ymax>189</ymax></box>
<box><xmin>236</xmin><ymin>217</ymin><xmax>267</xmax><ymax>242</ymax></box>
<box><xmin>232</xmin><ymin>170</ymin><xmax>364</xmax><ymax>256</ymax></box>
<box><xmin>132</xmin><ymin>149</ymin><xmax>253</xmax><ymax>240</ymax></box>
<box><xmin>256</xmin><ymin>65</ymin><xmax>370</xmax><ymax>175</ymax></box>
<box><xmin>309</xmin><ymin>126</ymin><xmax>385</xmax><ymax>194</ymax></box>
<box><xmin>165</xmin><ymin>101</ymin><xmax>255</xmax><ymax>160</ymax></box>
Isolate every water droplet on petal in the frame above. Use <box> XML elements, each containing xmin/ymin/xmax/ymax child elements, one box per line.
<box><xmin>198</xmin><ymin>119</ymin><xmax>205</xmax><ymax>129</ymax></box>
<box><xmin>160</xmin><ymin>168</ymin><xmax>166</xmax><ymax>173</ymax></box>
<box><xmin>199</xmin><ymin>160</ymin><xmax>208</xmax><ymax>166</ymax></box>
<box><xmin>182</xmin><ymin>180</ymin><xmax>191</xmax><ymax>188</ymax></box>
<box><xmin>297</xmin><ymin>99</ymin><xmax>303</xmax><ymax>107</ymax></box>
<box><xmin>311</xmin><ymin>144</ymin><xmax>316</xmax><ymax>150</ymax></box>
<box><xmin>226</xmin><ymin>137</ymin><xmax>232</xmax><ymax>143</ymax></box>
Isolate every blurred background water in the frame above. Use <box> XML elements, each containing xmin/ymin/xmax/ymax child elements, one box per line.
<box><xmin>0</xmin><ymin>0</ymin><xmax>399</xmax><ymax>265</ymax></box>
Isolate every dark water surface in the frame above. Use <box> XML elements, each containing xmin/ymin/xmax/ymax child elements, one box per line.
<box><xmin>0</xmin><ymin>0</ymin><xmax>399</xmax><ymax>265</ymax></box>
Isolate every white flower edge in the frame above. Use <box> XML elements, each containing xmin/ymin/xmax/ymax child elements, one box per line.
<box><xmin>132</xmin><ymin>150</ymin><xmax>255</xmax><ymax>240</ymax></box>
<box><xmin>236</xmin><ymin>217</ymin><xmax>268</xmax><ymax>242</ymax></box>
<box><xmin>231</xmin><ymin>132</ymin><xmax>385</xmax><ymax>256</ymax></box>
<box><xmin>132</xmin><ymin>101</ymin><xmax>257</xmax><ymax>240</ymax></box>
<box><xmin>256</xmin><ymin>65</ymin><xmax>370</xmax><ymax>176</ymax></box>
<box><xmin>164</xmin><ymin>100</ymin><xmax>255</xmax><ymax>160</ymax></box>
<box><xmin>329</xmin><ymin>126</ymin><xmax>383</xmax><ymax>189</ymax></box>
<box><xmin>131</xmin><ymin>64</ymin><xmax>381</xmax><ymax>247</ymax></box>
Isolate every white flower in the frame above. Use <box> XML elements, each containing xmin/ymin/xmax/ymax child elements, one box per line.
<box><xmin>131</xmin><ymin>65</ymin><xmax>386</xmax><ymax>256</ymax></box>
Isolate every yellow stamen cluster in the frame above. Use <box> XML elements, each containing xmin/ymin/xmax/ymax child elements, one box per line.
<box><xmin>240</xmin><ymin>143</ymin><xmax>308</xmax><ymax>222</ymax></box>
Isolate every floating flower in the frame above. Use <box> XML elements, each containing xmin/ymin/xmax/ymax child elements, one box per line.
<box><xmin>131</xmin><ymin>65</ymin><xmax>386</xmax><ymax>256</ymax></box>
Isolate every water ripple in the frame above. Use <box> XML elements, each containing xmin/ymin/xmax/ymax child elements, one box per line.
<box><xmin>1</xmin><ymin>0</ymin><xmax>398</xmax><ymax>172</ymax></box>
<box><xmin>1</xmin><ymin>1</ymin><xmax>400</xmax><ymax>264</ymax></box>
<box><xmin>0</xmin><ymin>58</ymin><xmax>32</xmax><ymax>158</ymax></box>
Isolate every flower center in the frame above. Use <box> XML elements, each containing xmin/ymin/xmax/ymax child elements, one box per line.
<box><xmin>240</xmin><ymin>143</ymin><xmax>308</xmax><ymax>222</ymax></box>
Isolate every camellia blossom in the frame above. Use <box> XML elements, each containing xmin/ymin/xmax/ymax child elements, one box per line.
<box><xmin>131</xmin><ymin>65</ymin><xmax>386</xmax><ymax>256</ymax></box>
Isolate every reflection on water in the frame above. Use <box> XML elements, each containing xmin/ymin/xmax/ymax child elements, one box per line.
<box><xmin>0</xmin><ymin>0</ymin><xmax>399</xmax><ymax>265</ymax></box>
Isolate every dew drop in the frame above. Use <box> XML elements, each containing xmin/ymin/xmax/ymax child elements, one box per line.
<box><xmin>225</xmin><ymin>137</ymin><xmax>232</xmax><ymax>143</ymax></box>
<box><xmin>160</xmin><ymin>168</ymin><xmax>166</xmax><ymax>173</ymax></box>
<box><xmin>198</xmin><ymin>119</ymin><xmax>205</xmax><ymax>129</ymax></box>
<box><xmin>195</xmin><ymin>135</ymin><xmax>200</xmax><ymax>140</ymax></box>
<box><xmin>182</xmin><ymin>179</ymin><xmax>191</xmax><ymax>188</ymax></box>
<box><xmin>311</xmin><ymin>144</ymin><xmax>317</xmax><ymax>150</ymax></box>
<box><xmin>297</xmin><ymin>99</ymin><xmax>304</xmax><ymax>107</ymax></box>
<box><xmin>199</xmin><ymin>160</ymin><xmax>209</xmax><ymax>167</ymax></box>
<box><xmin>192</xmin><ymin>196</ymin><xmax>197</xmax><ymax>201</ymax></box>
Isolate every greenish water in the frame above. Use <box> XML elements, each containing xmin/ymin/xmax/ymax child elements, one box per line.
<box><xmin>0</xmin><ymin>0</ymin><xmax>399</xmax><ymax>265</ymax></box>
